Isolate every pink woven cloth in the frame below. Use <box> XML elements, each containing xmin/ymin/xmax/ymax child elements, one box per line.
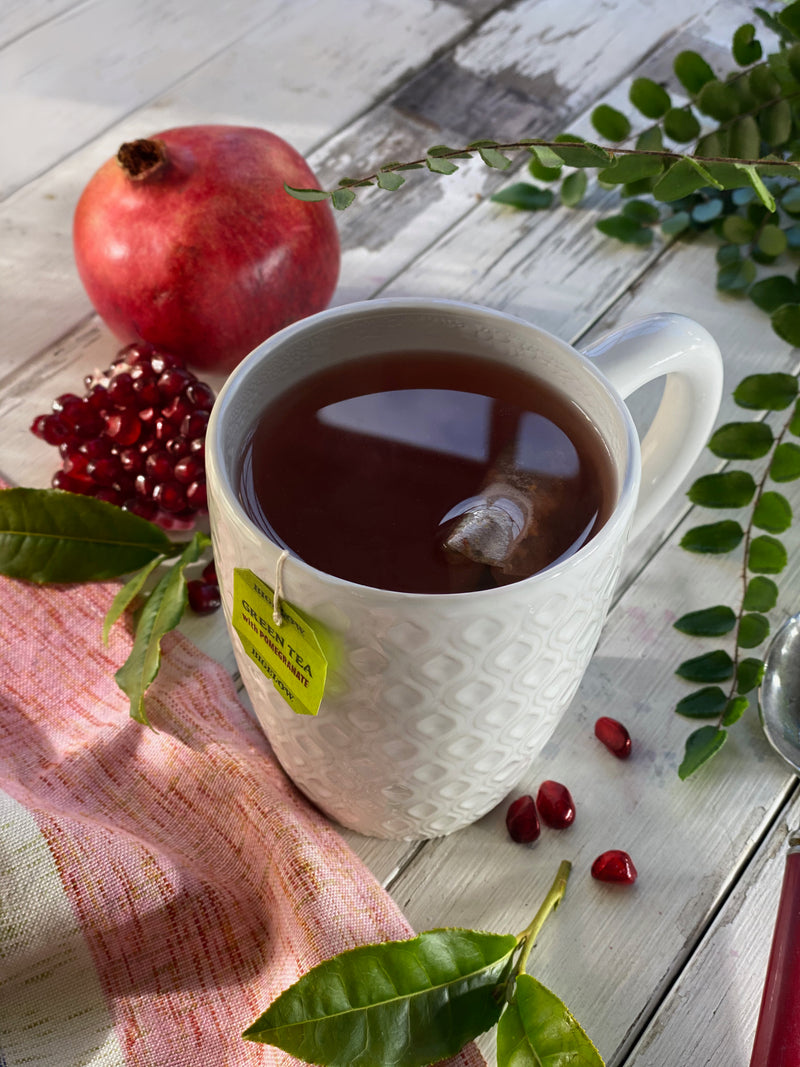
<box><xmin>0</xmin><ymin>569</ymin><xmax>485</xmax><ymax>1067</ymax></box>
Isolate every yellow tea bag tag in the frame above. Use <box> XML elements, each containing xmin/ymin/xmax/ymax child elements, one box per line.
<box><xmin>232</xmin><ymin>567</ymin><xmax>327</xmax><ymax>716</ymax></box>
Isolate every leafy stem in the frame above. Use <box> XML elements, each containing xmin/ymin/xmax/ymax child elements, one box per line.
<box><xmin>515</xmin><ymin>858</ymin><xmax>571</xmax><ymax>976</ymax></box>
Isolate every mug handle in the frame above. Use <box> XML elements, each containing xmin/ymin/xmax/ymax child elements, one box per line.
<box><xmin>581</xmin><ymin>312</ymin><xmax>724</xmax><ymax>539</ymax></box>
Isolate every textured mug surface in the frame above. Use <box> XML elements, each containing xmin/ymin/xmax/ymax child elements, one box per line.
<box><xmin>207</xmin><ymin>299</ymin><xmax>722</xmax><ymax>839</ymax></box>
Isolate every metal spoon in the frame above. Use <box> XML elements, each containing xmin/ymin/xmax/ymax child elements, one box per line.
<box><xmin>749</xmin><ymin>611</ymin><xmax>800</xmax><ymax>1067</ymax></box>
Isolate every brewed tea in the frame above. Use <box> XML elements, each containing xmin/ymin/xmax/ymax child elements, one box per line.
<box><xmin>238</xmin><ymin>350</ymin><xmax>615</xmax><ymax>593</ymax></box>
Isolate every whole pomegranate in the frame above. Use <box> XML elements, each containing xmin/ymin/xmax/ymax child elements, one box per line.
<box><xmin>73</xmin><ymin>125</ymin><xmax>340</xmax><ymax>373</ymax></box>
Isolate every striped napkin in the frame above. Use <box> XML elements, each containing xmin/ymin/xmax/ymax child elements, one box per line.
<box><xmin>0</xmin><ymin>570</ymin><xmax>485</xmax><ymax>1067</ymax></box>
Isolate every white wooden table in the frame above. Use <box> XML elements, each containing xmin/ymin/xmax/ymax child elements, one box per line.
<box><xmin>3</xmin><ymin>2</ymin><xmax>800</xmax><ymax>1064</ymax></box>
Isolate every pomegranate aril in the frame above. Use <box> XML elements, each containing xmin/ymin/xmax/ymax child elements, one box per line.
<box><xmin>187</xmin><ymin>579</ymin><xmax>222</xmax><ymax>615</ymax></box>
<box><xmin>158</xmin><ymin>368</ymin><xmax>192</xmax><ymax>399</ymax></box>
<box><xmin>93</xmin><ymin>486</ymin><xmax>124</xmax><ymax>506</ymax></box>
<box><xmin>151</xmin><ymin>350</ymin><xmax>183</xmax><ymax>374</ymax></box>
<box><xmin>135</xmin><ymin>473</ymin><xmax>156</xmax><ymax>498</ymax></box>
<box><xmin>124</xmin><ymin>497</ymin><xmax>158</xmax><ymax>521</ymax></box>
<box><xmin>185</xmin><ymin>478</ymin><xmax>207</xmax><ymax>510</ymax></box>
<box><xmin>165</xmin><ymin>436</ymin><xmax>190</xmax><ymax>458</ymax></box>
<box><xmin>594</xmin><ymin>717</ymin><xmax>632</xmax><ymax>759</ymax></box>
<box><xmin>186</xmin><ymin>380</ymin><xmax>215</xmax><ymax>410</ymax></box>
<box><xmin>181</xmin><ymin>409</ymin><xmax>209</xmax><ymax>439</ymax></box>
<box><xmin>163</xmin><ymin>395</ymin><xmax>192</xmax><ymax>424</ymax></box>
<box><xmin>62</xmin><ymin>453</ymin><xmax>93</xmax><ymax>480</ymax></box>
<box><xmin>173</xmin><ymin>455</ymin><xmax>203</xmax><ymax>484</ymax></box>
<box><xmin>145</xmin><ymin>450</ymin><xmax>173</xmax><ymax>481</ymax></box>
<box><xmin>591</xmin><ymin>850</ymin><xmax>637</xmax><ymax>885</ymax></box>
<box><xmin>189</xmin><ymin>437</ymin><xmax>205</xmax><ymax>456</ymax></box>
<box><xmin>40</xmin><ymin>414</ymin><xmax>72</xmax><ymax>446</ymax></box>
<box><xmin>106</xmin><ymin>372</ymin><xmax>136</xmax><ymax>407</ymax></box>
<box><xmin>119</xmin><ymin>448</ymin><xmax>144</xmax><ymax>474</ymax></box>
<box><xmin>104</xmin><ymin>410</ymin><xmax>142</xmax><ymax>446</ymax></box>
<box><xmin>154</xmin><ymin>417</ymin><xmax>173</xmax><ymax>441</ymax></box>
<box><xmin>52</xmin><ymin>392</ymin><xmax>82</xmax><ymax>413</ymax></box>
<box><xmin>152</xmin><ymin>480</ymin><xmax>187</xmax><ymax>513</ymax></box>
<box><xmin>506</xmin><ymin>795</ymin><xmax>540</xmax><ymax>843</ymax></box>
<box><xmin>202</xmin><ymin>559</ymin><xmax>217</xmax><ymax>584</ymax></box>
<box><xmin>87</xmin><ymin>455</ymin><xmax>122</xmax><ymax>487</ymax></box>
<box><xmin>132</xmin><ymin>377</ymin><xmax>161</xmax><ymax>406</ymax></box>
<box><xmin>52</xmin><ymin>470</ymin><xmax>90</xmax><ymax>493</ymax></box>
<box><xmin>30</xmin><ymin>414</ymin><xmax>50</xmax><ymax>439</ymax></box>
<box><xmin>536</xmin><ymin>780</ymin><xmax>575</xmax><ymax>829</ymax></box>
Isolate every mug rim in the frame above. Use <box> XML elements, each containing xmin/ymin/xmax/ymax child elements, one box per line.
<box><xmin>207</xmin><ymin>296</ymin><xmax>641</xmax><ymax>601</ymax></box>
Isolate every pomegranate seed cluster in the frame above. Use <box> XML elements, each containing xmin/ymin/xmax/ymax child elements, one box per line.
<box><xmin>30</xmin><ymin>342</ymin><xmax>214</xmax><ymax>529</ymax></box>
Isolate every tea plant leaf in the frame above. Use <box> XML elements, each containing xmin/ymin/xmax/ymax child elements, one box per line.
<box><xmin>722</xmin><ymin>696</ymin><xmax>750</xmax><ymax>726</ymax></box>
<box><xmin>674</xmin><ymin>605</ymin><xmax>737</xmax><ymax>637</ymax></box>
<box><xmin>770</xmin><ymin>441</ymin><xmax>800</xmax><ymax>480</ymax></box>
<box><xmin>680</xmin><ymin>521</ymin><xmax>744</xmax><ymax>554</ymax></box>
<box><xmin>676</xmin><ymin>650</ymin><xmax>734</xmax><ymax>683</ymax></box>
<box><xmin>738</xmin><ymin>613</ymin><xmax>770</xmax><ymax>648</ymax></box>
<box><xmin>737</xmin><ymin>656</ymin><xmax>766</xmax><ymax>693</ymax></box>
<box><xmin>496</xmin><ymin>974</ymin><xmax>603</xmax><ymax>1067</ymax></box>
<box><xmin>675</xmin><ymin>686</ymin><xmax>728</xmax><ymax>719</ymax></box>
<box><xmin>102</xmin><ymin>554</ymin><xmax>165</xmax><ymax>644</ymax></box>
<box><xmin>629</xmin><ymin>77</ymin><xmax>671</xmax><ymax>119</ymax></box>
<box><xmin>243</xmin><ymin>928</ymin><xmax>517</xmax><ymax>1066</ymax></box>
<box><xmin>688</xmin><ymin>471</ymin><xmax>756</xmax><ymax>508</ymax></box>
<box><xmin>771</xmin><ymin>303</ymin><xmax>800</xmax><ymax>345</ymax></box>
<box><xmin>591</xmin><ymin>104</ymin><xmax>631</xmax><ymax>141</ymax></box>
<box><xmin>749</xmin><ymin>276</ymin><xmax>800</xmax><ymax>314</ymax></box>
<box><xmin>560</xmin><ymin>170</ymin><xmax>587</xmax><ymax>207</ymax></box>
<box><xmin>748</xmin><ymin>534</ymin><xmax>788</xmax><ymax>573</ymax></box>
<box><xmin>0</xmin><ymin>487</ymin><xmax>174</xmax><ymax>584</ymax></box>
<box><xmin>596</xmin><ymin>215</ymin><xmax>654</xmax><ymax>244</ymax></box>
<box><xmin>679</xmin><ymin>726</ymin><xmax>727</xmax><ymax>780</ymax></box>
<box><xmin>708</xmin><ymin>422</ymin><xmax>773</xmax><ymax>459</ymax></box>
<box><xmin>734</xmin><ymin>373</ymin><xmax>798</xmax><ymax>411</ymax></box>
<box><xmin>115</xmin><ymin>532</ymin><xmax>210</xmax><ymax>724</ymax></box>
<box><xmin>491</xmin><ymin>184</ymin><xmax>554</xmax><ymax>210</ymax></box>
<box><xmin>674</xmin><ymin>50</ymin><xmax>716</xmax><ymax>94</ymax></box>
<box><xmin>753</xmin><ymin>491</ymin><xmax>792</xmax><ymax>532</ymax></box>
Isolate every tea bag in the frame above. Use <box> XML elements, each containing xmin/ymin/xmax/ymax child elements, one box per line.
<box><xmin>442</xmin><ymin>444</ymin><xmax>565</xmax><ymax>582</ymax></box>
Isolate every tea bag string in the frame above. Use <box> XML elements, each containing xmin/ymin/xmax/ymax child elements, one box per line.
<box><xmin>273</xmin><ymin>549</ymin><xmax>289</xmax><ymax>626</ymax></box>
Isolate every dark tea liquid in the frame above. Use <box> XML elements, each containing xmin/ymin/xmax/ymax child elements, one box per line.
<box><xmin>238</xmin><ymin>350</ymin><xmax>615</xmax><ymax>594</ymax></box>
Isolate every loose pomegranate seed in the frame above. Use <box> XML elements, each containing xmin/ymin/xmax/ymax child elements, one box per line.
<box><xmin>594</xmin><ymin>717</ymin><xmax>632</xmax><ymax>759</ymax></box>
<box><xmin>591</xmin><ymin>850</ymin><xmax>637</xmax><ymax>885</ymax></box>
<box><xmin>187</xmin><ymin>579</ymin><xmax>221</xmax><ymax>615</ymax></box>
<box><xmin>505</xmin><ymin>795</ymin><xmax>540</xmax><ymax>843</ymax></box>
<box><xmin>536</xmin><ymin>780</ymin><xmax>575</xmax><ymax>829</ymax></box>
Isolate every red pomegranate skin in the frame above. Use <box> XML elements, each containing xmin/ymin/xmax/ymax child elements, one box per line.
<box><xmin>73</xmin><ymin>125</ymin><xmax>340</xmax><ymax>373</ymax></box>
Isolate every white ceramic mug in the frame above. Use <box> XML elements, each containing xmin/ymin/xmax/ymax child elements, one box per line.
<box><xmin>207</xmin><ymin>299</ymin><xmax>723</xmax><ymax>839</ymax></box>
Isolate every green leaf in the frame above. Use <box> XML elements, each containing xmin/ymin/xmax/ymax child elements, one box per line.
<box><xmin>722</xmin><ymin>696</ymin><xmax>749</xmax><ymax>726</ymax></box>
<box><xmin>674</xmin><ymin>51</ymin><xmax>716</xmax><ymax>94</ymax></box>
<box><xmin>623</xmin><ymin>199</ymin><xmax>661</xmax><ymax>224</ymax></box>
<box><xmin>722</xmin><ymin>214</ymin><xmax>756</xmax><ymax>244</ymax></box>
<box><xmin>717</xmin><ymin>258</ymin><xmax>757</xmax><ymax>293</ymax></box>
<box><xmin>597</xmin><ymin>154</ymin><xmax>664</xmax><ymax>184</ymax></box>
<box><xmin>243</xmin><ymin>928</ymin><xmax>517</xmax><ymax>1066</ymax></box>
<box><xmin>790</xmin><ymin>399</ymin><xmax>800</xmax><ymax>435</ymax></box>
<box><xmin>771</xmin><ymin>441</ymin><xmax>800</xmax><ymax>481</ymax></box>
<box><xmin>491</xmin><ymin>184</ymin><xmax>554</xmax><ymax>211</ymax></box>
<box><xmin>552</xmin><ymin>136</ymin><xmax>613</xmax><ymax>168</ymax></box>
<box><xmin>675</xmin><ymin>686</ymin><xmax>727</xmax><ymax>719</ymax></box>
<box><xmin>528</xmin><ymin>152</ymin><xmax>562</xmax><ymax>182</ymax></box>
<box><xmin>653</xmin><ymin>157</ymin><xmax>721</xmax><ymax>202</ymax></box>
<box><xmin>736</xmin><ymin>165</ymin><xmax>776</xmax><ymax>211</ymax></box>
<box><xmin>426</xmin><ymin>144</ymin><xmax>471</xmax><ymax>159</ymax></box>
<box><xmin>676</xmin><ymin>650</ymin><xmax>734</xmax><ymax>683</ymax></box>
<box><xmin>738</xmin><ymin>613</ymin><xmax>770</xmax><ymax>648</ymax></box>
<box><xmin>717</xmin><ymin>244</ymin><xmax>742</xmax><ymax>266</ymax></box>
<box><xmin>663</xmin><ymin>107</ymin><xmax>701</xmax><ymax>142</ymax></box>
<box><xmin>748</xmin><ymin>534</ymin><xmax>788</xmax><ymax>573</ymax></box>
<box><xmin>680</xmin><ymin>520</ymin><xmax>744</xmax><ymax>554</ymax></box>
<box><xmin>737</xmin><ymin>656</ymin><xmax>766</xmax><ymax>693</ymax></box>
<box><xmin>697</xmin><ymin>80</ymin><xmax>741</xmax><ymax>121</ymax></box>
<box><xmin>478</xmin><ymin>146</ymin><xmax>513</xmax><ymax>170</ymax></box>
<box><xmin>733</xmin><ymin>23</ymin><xmax>763</xmax><ymax>65</ymax></box>
<box><xmin>757</xmin><ymin>225</ymin><xmax>786</xmax><ymax>259</ymax></box>
<box><xmin>743</xmin><ymin>576</ymin><xmax>778</xmax><ymax>612</ymax></box>
<box><xmin>687</xmin><ymin>470</ymin><xmax>756</xmax><ymax>508</ymax></box>
<box><xmin>330</xmin><ymin>187</ymin><xmax>357</xmax><ymax>210</ymax></box>
<box><xmin>708</xmin><ymin>421</ymin><xmax>773</xmax><ymax>459</ymax></box>
<box><xmin>753</xmin><ymin>491</ymin><xmax>793</xmax><ymax>533</ymax></box>
<box><xmin>759</xmin><ymin>99</ymin><xmax>792</xmax><ymax>147</ymax></box>
<box><xmin>734</xmin><ymin>373</ymin><xmax>798</xmax><ymax>410</ymax></box>
<box><xmin>560</xmin><ymin>170</ymin><xmax>587</xmax><ymax>207</ymax></box>
<box><xmin>750</xmin><ymin>63</ymin><xmax>782</xmax><ymax>100</ymax></box>
<box><xmin>102</xmin><ymin>554</ymin><xmax>165</xmax><ymax>644</ymax></box>
<box><xmin>496</xmin><ymin>974</ymin><xmax>603</xmax><ymax>1067</ymax></box>
<box><xmin>115</xmin><ymin>532</ymin><xmax>210</xmax><ymax>724</ymax></box>
<box><xmin>678</xmin><ymin>726</ymin><xmax>727</xmax><ymax>779</ymax></box>
<box><xmin>749</xmin><ymin>277</ymin><xmax>800</xmax><ymax>314</ymax></box>
<box><xmin>730</xmin><ymin>115</ymin><xmax>761</xmax><ymax>160</ymax></box>
<box><xmin>771</xmin><ymin>304</ymin><xmax>800</xmax><ymax>346</ymax></box>
<box><xmin>284</xmin><ymin>184</ymin><xmax>332</xmax><ymax>202</ymax></box>
<box><xmin>637</xmin><ymin>125</ymin><xmax>664</xmax><ymax>151</ymax></box>
<box><xmin>674</xmin><ymin>605</ymin><xmax>737</xmax><ymax>637</ymax></box>
<box><xmin>596</xmin><ymin>215</ymin><xmax>654</xmax><ymax>245</ymax></box>
<box><xmin>629</xmin><ymin>77</ymin><xmax>671</xmax><ymax>119</ymax></box>
<box><xmin>591</xmin><ymin>104</ymin><xmax>631</xmax><ymax>142</ymax></box>
<box><xmin>0</xmin><ymin>488</ymin><xmax>174</xmax><ymax>584</ymax></box>
<box><xmin>782</xmin><ymin>186</ymin><xmax>800</xmax><ymax>216</ymax></box>
<box><xmin>692</xmin><ymin>198</ymin><xmax>723</xmax><ymax>224</ymax></box>
<box><xmin>779</xmin><ymin>1</ymin><xmax>800</xmax><ymax>38</ymax></box>
<box><xmin>426</xmin><ymin>155</ymin><xmax>458</xmax><ymax>175</ymax></box>
<box><xmin>661</xmin><ymin>210</ymin><xmax>691</xmax><ymax>236</ymax></box>
<box><xmin>527</xmin><ymin>144</ymin><xmax>566</xmax><ymax>171</ymax></box>
<box><xmin>377</xmin><ymin>170</ymin><xmax>405</xmax><ymax>191</ymax></box>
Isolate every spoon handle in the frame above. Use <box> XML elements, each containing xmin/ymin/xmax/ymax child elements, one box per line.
<box><xmin>749</xmin><ymin>832</ymin><xmax>800</xmax><ymax>1067</ymax></box>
